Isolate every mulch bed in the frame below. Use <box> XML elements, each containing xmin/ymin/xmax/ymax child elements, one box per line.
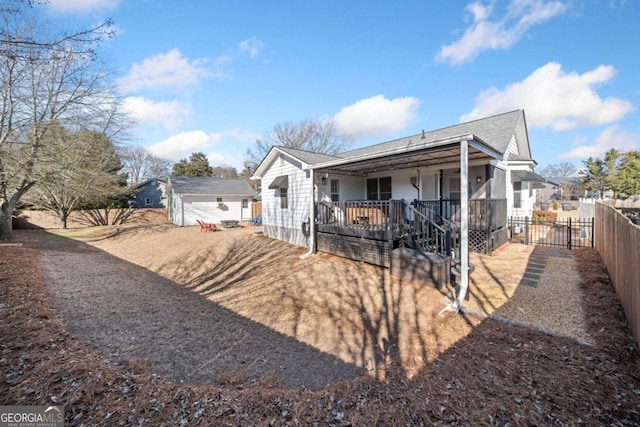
<box><xmin>1</xmin><ymin>245</ymin><xmax>639</xmax><ymax>425</ymax></box>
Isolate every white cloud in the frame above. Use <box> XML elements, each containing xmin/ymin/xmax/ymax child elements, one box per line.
<box><xmin>333</xmin><ymin>95</ymin><xmax>422</xmax><ymax>139</ymax></box>
<box><xmin>147</xmin><ymin>128</ymin><xmax>260</xmax><ymax>169</ymax></box>
<box><xmin>436</xmin><ymin>0</ymin><xmax>569</xmax><ymax>66</ymax></box>
<box><xmin>558</xmin><ymin>125</ymin><xmax>639</xmax><ymax>160</ymax></box>
<box><xmin>116</xmin><ymin>49</ymin><xmax>209</xmax><ymax>94</ymax></box>
<box><xmin>48</xmin><ymin>0</ymin><xmax>120</xmax><ymax>13</ymax></box>
<box><xmin>123</xmin><ymin>97</ymin><xmax>191</xmax><ymax>130</ymax></box>
<box><xmin>461</xmin><ymin>62</ymin><xmax>634</xmax><ymax>130</ymax></box>
<box><xmin>238</xmin><ymin>37</ymin><xmax>264</xmax><ymax>58</ymax></box>
<box><xmin>147</xmin><ymin>131</ymin><xmax>221</xmax><ymax>160</ymax></box>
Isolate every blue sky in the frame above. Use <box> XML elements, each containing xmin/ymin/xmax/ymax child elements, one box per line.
<box><xmin>45</xmin><ymin>0</ymin><xmax>639</xmax><ymax>172</ymax></box>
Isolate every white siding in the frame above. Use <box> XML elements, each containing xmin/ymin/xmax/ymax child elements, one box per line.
<box><xmin>182</xmin><ymin>196</ymin><xmax>246</xmax><ymax>226</ymax></box>
<box><xmin>262</xmin><ymin>154</ymin><xmax>313</xmax><ymax>247</ymax></box>
<box><xmin>170</xmin><ymin>190</ymin><xmax>184</xmax><ymax>225</ymax></box>
<box><xmin>421</xmin><ymin>172</ymin><xmax>439</xmax><ymax>199</ymax></box>
<box><xmin>315</xmin><ymin>173</ymin><xmax>364</xmax><ymax>202</ymax></box>
<box><xmin>169</xmin><ymin>191</ymin><xmax>252</xmax><ymax>226</ymax></box>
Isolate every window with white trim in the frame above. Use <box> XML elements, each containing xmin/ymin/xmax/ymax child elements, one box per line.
<box><xmin>366</xmin><ymin>177</ymin><xmax>392</xmax><ymax>200</ymax></box>
<box><xmin>513</xmin><ymin>182</ymin><xmax>522</xmax><ymax>208</ymax></box>
<box><xmin>330</xmin><ymin>179</ymin><xmax>339</xmax><ymax>202</ymax></box>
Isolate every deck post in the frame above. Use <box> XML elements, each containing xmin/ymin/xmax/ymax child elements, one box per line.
<box><xmin>454</xmin><ymin>138</ymin><xmax>470</xmax><ymax>310</ymax></box>
<box><xmin>301</xmin><ymin>170</ymin><xmax>316</xmax><ymax>259</ymax></box>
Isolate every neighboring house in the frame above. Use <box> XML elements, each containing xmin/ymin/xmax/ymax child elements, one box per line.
<box><xmin>167</xmin><ymin>176</ymin><xmax>255</xmax><ymax>226</ymax></box>
<box><xmin>538</xmin><ymin>176</ymin><xmax>585</xmax><ymax>204</ymax></box>
<box><xmin>130</xmin><ymin>178</ymin><xmax>167</xmax><ymax>208</ymax></box>
<box><xmin>252</xmin><ymin>110</ymin><xmax>544</xmax><ymax>264</ymax></box>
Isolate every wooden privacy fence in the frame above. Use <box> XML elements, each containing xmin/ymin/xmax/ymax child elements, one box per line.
<box><xmin>13</xmin><ymin>208</ymin><xmax>168</xmax><ymax>229</ymax></box>
<box><xmin>251</xmin><ymin>201</ymin><xmax>262</xmax><ymax>219</ymax></box>
<box><xmin>595</xmin><ymin>202</ymin><xmax>640</xmax><ymax>348</ymax></box>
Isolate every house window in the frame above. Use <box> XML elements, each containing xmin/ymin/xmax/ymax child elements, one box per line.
<box><xmin>366</xmin><ymin>177</ymin><xmax>392</xmax><ymax>200</ymax></box>
<box><xmin>330</xmin><ymin>179</ymin><xmax>339</xmax><ymax>202</ymax></box>
<box><xmin>513</xmin><ymin>182</ymin><xmax>522</xmax><ymax>208</ymax></box>
<box><xmin>217</xmin><ymin>197</ymin><xmax>223</xmax><ymax>203</ymax></box>
<box><xmin>449</xmin><ymin>178</ymin><xmax>461</xmax><ymax>201</ymax></box>
<box><xmin>279</xmin><ymin>187</ymin><xmax>288</xmax><ymax>209</ymax></box>
<box><xmin>241</xmin><ymin>199</ymin><xmax>248</xmax><ymax>209</ymax></box>
<box><xmin>144</xmin><ymin>197</ymin><xmax>151</xmax><ymax>206</ymax></box>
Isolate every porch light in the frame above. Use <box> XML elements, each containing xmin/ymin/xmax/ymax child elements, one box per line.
<box><xmin>476</xmin><ymin>176</ymin><xmax>482</xmax><ymax>184</ymax></box>
<box><xmin>321</xmin><ymin>176</ymin><xmax>327</xmax><ymax>185</ymax></box>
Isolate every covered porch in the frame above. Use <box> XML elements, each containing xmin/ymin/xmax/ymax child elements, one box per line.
<box><xmin>306</xmin><ymin>135</ymin><xmax>506</xmax><ymax>312</ymax></box>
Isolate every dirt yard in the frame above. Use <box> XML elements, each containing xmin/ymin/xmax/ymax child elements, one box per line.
<box><xmin>1</xmin><ymin>223</ymin><xmax>639</xmax><ymax>425</ymax></box>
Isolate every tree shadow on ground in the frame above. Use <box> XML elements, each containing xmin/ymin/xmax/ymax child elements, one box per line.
<box><xmin>32</xmin><ymin>231</ymin><xmax>360</xmax><ymax>390</ymax></box>
<box><xmin>158</xmin><ymin>232</ymin><xmax>474</xmax><ymax>380</ymax></box>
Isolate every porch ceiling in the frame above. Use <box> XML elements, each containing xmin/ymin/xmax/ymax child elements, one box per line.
<box><xmin>313</xmin><ymin>142</ymin><xmax>496</xmax><ymax>176</ymax></box>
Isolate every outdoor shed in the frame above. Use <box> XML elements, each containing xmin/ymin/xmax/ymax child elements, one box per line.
<box><xmin>167</xmin><ymin>176</ymin><xmax>255</xmax><ymax>226</ymax></box>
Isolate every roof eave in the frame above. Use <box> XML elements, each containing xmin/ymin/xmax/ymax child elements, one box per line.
<box><xmin>310</xmin><ymin>133</ymin><xmax>501</xmax><ymax>170</ymax></box>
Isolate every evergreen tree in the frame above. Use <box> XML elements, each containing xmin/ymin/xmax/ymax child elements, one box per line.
<box><xmin>172</xmin><ymin>152</ymin><xmax>213</xmax><ymax>176</ymax></box>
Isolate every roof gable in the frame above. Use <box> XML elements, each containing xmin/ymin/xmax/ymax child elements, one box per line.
<box><xmin>253</xmin><ymin>146</ymin><xmax>340</xmax><ymax>178</ymax></box>
<box><xmin>168</xmin><ymin>176</ymin><xmax>254</xmax><ymax>195</ymax></box>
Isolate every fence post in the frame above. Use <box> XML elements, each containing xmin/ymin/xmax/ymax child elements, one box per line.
<box><xmin>525</xmin><ymin>216</ymin><xmax>529</xmax><ymax>245</ymax></box>
<box><xmin>591</xmin><ymin>217</ymin><xmax>595</xmax><ymax>248</ymax></box>
<box><xmin>568</xmin><ymin>217</ymin><xmax>572</xmax><ymax>250</ymax></box>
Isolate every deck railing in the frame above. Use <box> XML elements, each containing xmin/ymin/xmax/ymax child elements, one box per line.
<box><xmin>414</xmin><ymin>198</ymin><xmax>507</xmax><ymax>231</ymax></box>
<box><xmin>316</xmin><ymin>200</ymin><xmax>406</xmax><ymax>241</ymax></box>
<box><xmin>402</xmin><ymin>202</ymin><xmax>453</xmax><ymax>256</ymax></box>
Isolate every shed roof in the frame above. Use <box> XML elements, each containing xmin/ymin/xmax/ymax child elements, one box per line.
<box><xmin>168</xmin><ymin>176</ymin><xmax>255</xmax><ymax>196</ymax></box>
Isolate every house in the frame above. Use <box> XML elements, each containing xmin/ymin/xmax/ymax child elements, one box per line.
<box><xmin>538</xmin><ymin>176</ymin><xmax>585</xmax><ymax>204</ymax></box>
<box><xmin>167</xmin><ymin>176</ymin><xmax>255</xmax><ymax>226</ymax></box>
<box><xmin>252</xmin><ymin>110</ymin><xmax>544</xmax><ymax>310</ymax></box>
<box><xmin>253</xmin><ymin>109</ymin><xmax>544</xmax><ymax>255</ymax></box>
<box><xmin>130</xmin><ymin>178</ymin><xmax>167</xmax><ymax>208</ymax></box>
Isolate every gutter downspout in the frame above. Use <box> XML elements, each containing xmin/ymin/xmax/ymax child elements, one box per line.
<box><xmin>301</xmin><ymin>169</ymin><xmax>316</xmax><ymax>259</ymax></box>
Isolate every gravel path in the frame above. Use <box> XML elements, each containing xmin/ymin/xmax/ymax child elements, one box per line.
<box><xmin>491</xmin><ymin>246</ymin><xmax>592</xmax><ymax>343</ymax></box>
<box><xmin>35</xmin><ymin>235</ymin><xmax>360</xmax><ymax>390</ymax></box>
<box><xmin>465</xmin><ymin>245</ymin><xmax>592</xmax><ymax>344</ymax></box>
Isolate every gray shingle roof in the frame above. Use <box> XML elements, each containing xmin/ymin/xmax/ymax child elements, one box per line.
<box><xmin>338</xmin><ymin>110</ymin><xmax>524</xmax><ymax>159</ymax></box>
<box><xmin>277</xmin><ymin>147</ymin><xmax>340</xmax><ymax>165</ymax></box>
<box><xmin>169</xmin><ymin>176</ymin><xmax>255</xmax><ymax>195</ymax></box>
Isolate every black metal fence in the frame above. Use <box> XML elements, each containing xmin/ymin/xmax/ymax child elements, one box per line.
<box><xmin>508</xmin><ymin>216</ymin><xmax>594</xmax><ymax>249</ymax></box>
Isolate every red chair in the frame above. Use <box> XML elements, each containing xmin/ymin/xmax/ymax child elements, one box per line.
<box><xmin>196</xmin><ymin>219</ymin><xmax>218</xmax><ymax>232</ymax></box>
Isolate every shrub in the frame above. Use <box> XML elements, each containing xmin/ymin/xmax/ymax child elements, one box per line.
<box><xmin>552</xmin><ymin>202</ymin><xmax>558</xmax><ymax>210</ymax></box>
<box><xmin>533</xmin><ymin>210</ymin><xmax>557</xmax><ymax>223</ymax></box>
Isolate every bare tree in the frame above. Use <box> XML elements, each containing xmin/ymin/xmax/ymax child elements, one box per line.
<box><xmin>1</xmin><ymin>1</ymin><xmax>114</xmax><ymax>59</ymax></box>
<box><xmin>540</xmin><ymin>162</ymin><xmax>577</xmax><ymax>178</ymax></box>
<box><xmin>244</xmin><ymin>118</ymin><xmax>351</xmax><ymax>171</ymax></box>
<box><xmin>24</xmin><ymin>124</ymin><xmax>129</xmax><ymax>228</ymax></box>
<box><xmin>120</xmin><ymin>146</ymin><xmax>173</xmax><ymax>186</ymax></box>
<box><xmin>0</xmin><ymin>8</ymin><xmax>124</xmax><ymax>240</ymax></box>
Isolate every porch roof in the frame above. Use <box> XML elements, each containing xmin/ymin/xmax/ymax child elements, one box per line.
<box><xmin>308</xmin><ymin>134</ymin><xmax>502</xmax><ymax>175</ymax></box>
